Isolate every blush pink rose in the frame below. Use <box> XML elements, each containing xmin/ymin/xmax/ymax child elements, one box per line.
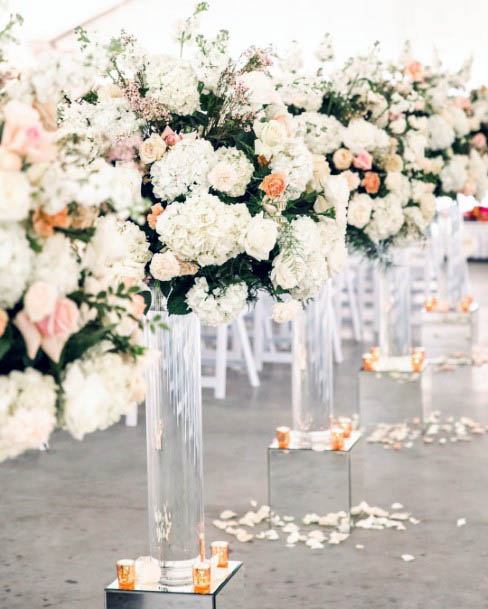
<box><xmin>1</xmin><ymin>100</ymin><xmax>56</xmax><ymax>163</ymax></box>
<box><xmin>36</xmin><ymin>298</ymin><xmax>79</xmax><ymax>338</ymax></box>
<box><xmin>161</xmin><ymin>126</ymin><xmax>182</xmax><ymax>147</ymax></box>
<box><xmin>471</xmin><ymin>133</ymin><xmax>487</xmax><ymax>150</ymax></box>
<box><xmin>352</xmin><ymin>150</ymin><xmax>373</xmax><ymax>171</ymax></box>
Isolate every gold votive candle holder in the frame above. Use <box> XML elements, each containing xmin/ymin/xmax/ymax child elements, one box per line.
<box><xmin>369</xmin><ymin>346</ymin><xmax>380</xmax><ymax>363</ymax></box>
<box><xmin>116</xmin><ymin>559</ymin><xmax>136</xmax><ymax>590</ymax></box>
<box><xmin>211</xmin><ymin>541</ymin><xmax>229</xmax><ymax>568</ymax></box>
<box><xmin>362</xmin><ymin>353</ymin><xmax>375</xmax><ymax>372</ymax></box>
<box><xmin>330</xmin><ymin>428</ymin><xmax>345</xmax><ymax>451</ymax></box>
<box><xmin>193</xmin><ymin>561</ymin><xmax>211</xmax><ymax>594</ymax></box>
<box><xmin>276</xmin><ymin>426</ymin><xmax>290</xmax><ymax>449</ymax></box>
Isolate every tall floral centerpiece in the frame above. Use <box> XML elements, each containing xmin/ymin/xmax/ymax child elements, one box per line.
<box><xmin>0</xmin><ymin>31</ymin><xmax>150</xmax><ymax>463</ymax></box>
<box><xmin>64</xmin><ymin>9</ymin><xmax>346</xmax><ymax>582</ymax></box>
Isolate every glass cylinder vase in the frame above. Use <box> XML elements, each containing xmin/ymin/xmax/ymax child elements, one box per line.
<box><xmin>291</xmin><ymin>281</ymin><xmax>334</xmax><ymax>446</ymax></box>
<box><xmin>144</xmin><ymin>288</ymin><xmax>204</xmax><ymax>586</ymax></box>
<box><xmin>430</xmin><ymin>196</ymin><xmax>468</xmax><ymax>309</ymax></box>
<box><xmin>374</xmin><ymin>250</ymin><xmax>412</xmax><ymax>357</ymax></box>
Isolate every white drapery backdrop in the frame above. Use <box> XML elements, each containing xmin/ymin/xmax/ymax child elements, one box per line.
<box><xmin>13</xmin><ymin>0</ymin><xmax>488</xmax><ymax>85</ymax></box>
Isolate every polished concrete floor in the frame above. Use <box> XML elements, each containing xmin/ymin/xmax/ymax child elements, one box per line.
<box><xmin>1</xmin><ymin>264</ymin><xmax>487</xmax><ymax>609</ymax></box>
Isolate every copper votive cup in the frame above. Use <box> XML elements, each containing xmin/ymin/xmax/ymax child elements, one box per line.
<box><xmin>330</xmin><ymin>428</ymin><xmax>345</xmax><ymax>451</ymax></box>
<box><xmin>411</xmin><ymin>348</ymin><xmax>425</xmax><ymax>372</ymax></box>
<box><xmin>193</xmin><ymin>561</ymin><xmax>211</xmax><ymax>594</ymax></box>
<box><xmin>276</xmin><ymin>426</ymin><xmax>290</xmax><ymax>449</ymax></box>
<box><xmin>459</xmin><ymin>295</ymin><xmax>473</xmax><ymax>313</ymax></box>
<box><xmin>362</xmin><ymin>353</ymin><xmax>375</xmax><ymax>372</ymax></box>
<box><xmin>369</xmin><ymin>346</ymin><xmax>380</xmax><ymax>363</ymax></box>
<box><xmin>116</xmin><ymin>559</ymin><xmax>136</xmax><ymax>590</ymax></box>
<box><xmin>211</xmin><ymin>541</ymin><xmax>229</xmax><ymax>568</ymax></box>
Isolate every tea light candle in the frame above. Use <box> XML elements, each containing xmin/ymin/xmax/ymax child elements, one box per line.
<box><xmin>424</xmin><ymin>296</ymin><xmax>438</xmax><ymax>312</ymax></box>
<box><xmin>116</xmin><ymin>559</ymin><xmax>136</xmax><ymax>590</ymax></box>
<box><xmin>362</xmin><ymin>353</ymin><xmax>375</xmax><ymax>372</ymax></box>
<box><xmin>193</xmin><ymin>561</ymin><xmax>211</xmax><ymax>594</ymax></box>
<box><xmin>211</xmin><ymin>541</ymin><xmax>229</xmax><ymax>568</ymax></box>
<box><xmin>276</xmin><ymin>426</ymin><xmax>290</xmax><ymax>449</ymax></box>
<box><xmin>330</xmin><ymin>428</ymin><xmax>345</xmax><ymax>451</ymax></box>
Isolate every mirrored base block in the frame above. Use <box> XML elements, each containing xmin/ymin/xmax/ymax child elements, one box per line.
<box><xmin>358</xmin><ymin>362</ymin><xmax>432</xmax><ymax>427</ymax></box>
<box><xmin>267</xmin><ymin>432</ymin><xmax>361</xmax><ymax>530</ymax></box>
<box><xmin>105</xmin><ymin>561</ymin><xmax>243</xmax><ymax>609</ymax></box>
<box><xmin>421</xmin><ymin>304</ymin><xmax>479</xmax><ymax>359</ymax></box>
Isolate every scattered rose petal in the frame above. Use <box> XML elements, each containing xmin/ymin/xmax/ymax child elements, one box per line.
<box><xmin>457</xmin><ymin>518</ymin><xmax>466</xmax><ymax>527</ymax></box>
<box><xmin>220</xmin><ymin>510</ymin><xmax>237</xmax><ymax>520</ymax></box>
<box><xmin>401</xmin><ymin>554</ymin><xmax>415</xmax><ymax>562</ymax></box>
<box><xmin>391</xmin><ymin>503</ymin><xmax>404</xmax><ymax>510</ymax></box>
<box><xmin>355</xmin><ymin>544</ymin><xmax>364</xmax><ymax>550</ymax></box>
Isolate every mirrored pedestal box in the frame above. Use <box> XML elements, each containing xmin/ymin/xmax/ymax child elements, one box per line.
<box><xmin>421</xmin><ymin>304</ymin><xmax>479</xmax><ymax>359</ymax></box>
<box><xmin>358</xmin><ymin>360</ymin><xmax>432</xmax><ymax>428</ymax></box>
<box><xmin>105</xmin><ymin>561</ymin><xmax>243</xmax><ymax>609</ymax></box>
<box><xmin>267</xmin><ymin>431</ymin><xmax>361</xmax><ymax>532</ymax></box>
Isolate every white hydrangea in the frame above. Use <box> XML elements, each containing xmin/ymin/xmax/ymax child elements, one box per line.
<box><xmin>30</xmin><ymin>233</ymin><xmax>80</xmax><ymax>295</ymax></box>
<box><xmin>145</xmin><ymin>55</ymin><xmax>200</xmax><ymax>115</ymax></box>
<box><xmin>156</xmin><ymin>192</ymin><xmax>250</xmax><ymax>266</ymax></box>
<box><xmin>62</xmin><ymin>348</ymin><xmax>144</xmax><ymax>440</ymax></box>
<box><xmin>208</xmin><ymin>147</ymin><xmax>254</xmax><ymax>197</ymax></box>
<box><xmin>150</xmin><ymin>138</ymin><xmax>215</xmax><ymax>201</ymax></box>
<box><xmin>0</xmin><ymin>368</ymin><xmax>57</xmax><ymax>463</ymax></box>
<box><xmin>467</xmin><ymin>150</ymin><xmax>488</xmax><ymax>200</ymax></box>
<box><xmin>186</xmin><ymin>278</ymin><xmax>248</xmax><ymax>325</ymax></box>
<box><xmin>402</xmin><ymin>131</ymin><xmax>428</xmax><ymax>169</ymax></box>
<box><xmin>0</xmin><ymin>171</ymin><xmax>31</xmax><ymax>223</ymax></box>
<box><xmin>296</xmin><ymin>112</ymin><xmax>344</xmax><ymax>155</ymax></box>
<box><xmin>84</xmin><ymin>216</ymin><xmax>150</xmax><ymax>289</ymax></box>
<box><xmin>342</xmin><ymin>118</ymin><xmax>389</xmax><ymax>153</ymax></box>
<box><xmin>385</xmin><ymin>172</ymin><xmax>411</xmax><ymax>206</ymax></box>
<box><xmin>440</xmin><ymin>155</ymin><xmax>468</xmax><ymax>194</ymax></box>
<box><xmin>364</xmin><ymin>194</ymin><xmax>405</xmax><ymax>242</ymax></box>
<box><xmin>269</xmin><ymin>139</ymin><xmax>313</xmax><ymax>200</ymax></box>
<box><xmin>279</xmin><ymin>76</ymin><xmax>324</xmax><ymax>112</ymax></box>
<box><xmin>427</xmin><ymin>115</ymin><xmax>455</xmax><ymax>151</ymax></box>
<box><xmin>0</xmin><ymin>224</ymin><xmax>32</xmax><ymax>308</ymax></box>
<box><xmin>442</xmin><ymin>105</ymin><xmax>470</xmax><ymax>137</ymax></box>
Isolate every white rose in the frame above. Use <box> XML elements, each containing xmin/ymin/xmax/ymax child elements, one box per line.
<box><xmin>149</xmin><ymin>251</ymin><xmax>181</xmax><ymax>281</ymax></box>
<box><xmin>258</xmin><ymin>120</ymin><xmax>288</xmax><ymax>148</ymax></box>
<box><xmin>271</xmin><ymin>299</ymin><xmax>303</xmax><ymax>323</ymax></box>
<box><xmin>23</xmin><ymin>281</ymin><xmax>58</xmax><ymax>322</ymax></box>
<box><xmin>308</xmin><ymin>155</ymin><xmax>330</xmax><ymax>191</ymax></box>
<box><xmin>208</xmin><ymin>161</ymin><xmax>238</xmax><ymax>193</ymax></box>
<box><xmin>271</xmin><ymin>252</ymin><xmax>300</xmax><ymax>290</ymax></box>
<box><xmin>323</xmin><ymin>174</ymin><xmax>350</xmax><ymax>207</ymax></box>
<box><xmin>313</xmin><ymin>195</ymin><xmax>331</xmax><ymax>213</ymax></box>
<box><xmin>347</xmin><ymin>194</ymin><xmax>373</xmax><ymax>229</ymax></box>
<box><xmin>390</xmin><ymin>117</ymin><xmax>407</xmax><ymax>134</ymax></box>
<box><xmin>0</xmin><ymin>171</ymin><xmax>31</xmax><ymax>222</ymax></box>
<box><xmin>139</xmin><ymin>134</ymin><xmax>167</xmax><ymax>164</ymax></box>
<box><xmin>243</xmin><ymin>213</ymin><xmax>278</xmax><ymax>261</ymax></box>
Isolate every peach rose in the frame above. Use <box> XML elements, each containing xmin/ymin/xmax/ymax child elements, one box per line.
<box><xmin>2</xmin><ymin>100</ymin><xmax>56</xmax><ymax>163</ymax></box>
<box><xmin>0</xmin><ymin>309</ymin><xmax>8</xmax><ymax>337</ymax></box>
<box><xmin>405</xmin><ymin>61</ymin><xmax>424</xmax><ymax>82</ymax></box>
<box><xmin>383</xmin><ymin>153</ymin><xmax>403</xmax><ymax>173</ymax></box>
<box><xmin>70</xmin><ymin>205</ymin><xmax>99</xmax><ymax>230</ymax></box>
<box><xmin>139</xmin><ymin>133</ymin><xmax>167</xmax><ymax>164</ymax></box>
<box><xmin>147</xmin><ymin>203</ymin><xmax>164</xmax><ymax>230</ymax></box>
<box><xmin>259</xmin><ymin>172</ymin><xmax>286</xmax><ymax>198</ymax></box>
<box><xmin>362</xmin><ymin>171</ymin><xmax>381</xmax><ymax>195</ymax></box>
<box><xmin>32</xmin><ymin>207</ymin><xmax>70</xmax><ymax>238</ymax></box>
<box><xmin>332</xmin><ymin>148</ymin><xmax>353</xmax><ymax>170</ymax></box>
<box><xmin>471</xmin><ymin>133</ymin><xmax>487</xmax><ymax>150</ymax></box>
<box><xmin>0</xmin><ymin>146</ymin><xmax>22</xmax><ymax>171</ymax></box>
<box><xmin>352</xmin><ymin>150</ymin><xmax>373</xmax><ymax>171</ymax></box>
<box><xmin>273</xmin><ymin>112</ymin><xmax>296</xmax><ymax>138</ymax></box>
<box><xmin>454</xmin><ymin>96</ymin><xmax>472</xmax><ymax>111</ymax></box>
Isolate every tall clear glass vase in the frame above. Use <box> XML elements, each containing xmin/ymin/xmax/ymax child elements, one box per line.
<box><xmin>144</xmin><ymin>288</ymin><xmax>204</xmax><ymax>586</ymax></box>
<box><xmin>431</xmin><ymin>197</ymin><xmax>468</xmax><ymax>308</ymax></box>
<box><xmin>374</xmin><ymin>250</ymin><xmax>412</xmax><ymax>357</ymax></box>
<box><xmin>292</xmin><ymin>281</ymin><xmax>334</xmax><ymax>446</ymax></box>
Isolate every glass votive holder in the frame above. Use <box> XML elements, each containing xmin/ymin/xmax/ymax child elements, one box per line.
<box><xmin>330</xmin><ymin>428</ymin><xmax>345</xmax><ymax>451</ymax></box>
<box><xmin>362</xmin><ymin>353</ymin><xmax>375</xmax><ymax>372</ymax></box>
<box><xmin>193</xmin><ymin>561</ymin><xmax>211</xmax><ymax>594</ymax></box>
<box><xmin>276</xmin><ymin>426</ymin><xmax>290</xmax><ymax>449</ymax></box>
<box><xmin>424</xmin><ymin>296</ymin><xmax>438</xmax><ymax>312</ymax></box>
<box><xmin>411</xmin><ymin>347</ymin><xmax>425</xmax><ymax>372</ymax></box>
<box><xmin>116</xmin><ymin>559</ymin><xmax>136</xmax><ymax>590</ymax></box>
<box><xmin>459</xmin><ymin>295</ymin><xmax>473</xmax><ymax>313</ymax></box>
<box><xmin>211</xmin><ymin>541</ymin><xmax>229</xmax><ymax>568</ymax></box>
<box><xmin>369</xmin><ymin>346</ymin><xmax>380</xmax><ymax>363</ymax></box>
<box><xmin>338</xmin><ymin>417</ymin><xmax>353</xmax><ymax>439</ymax></box>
